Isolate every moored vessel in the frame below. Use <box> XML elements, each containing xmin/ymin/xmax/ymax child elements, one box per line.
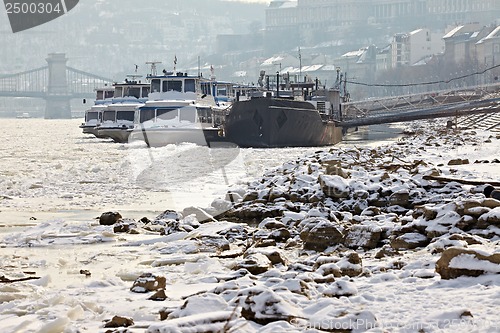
<box><xmin>223</xmin><ymin>75</ymin><xmax>344</xmax><ymax>148</ymax></box>
<box><xmin>128</xmin><ymin>71</ymin><xmax>232</xmax><ymax>147</ymax></box>
<box><xmin>79</xmin><ymin>86</ymin><xmax>114</xmax><ymax>137</ymax></box>
<box><xmin>96</xmin><ymin>103</ymin><xmax>138</xmax><ymax>143</ymax></box>
<box><xmin>80</xmin><ymin>75</ymin><xmax>149</xmax><ymax>139</ymax></box>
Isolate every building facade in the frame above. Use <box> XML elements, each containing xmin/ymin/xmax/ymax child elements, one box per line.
<box><xmin>391</xmin><ymin>28</ymin><xmax>445</xmax><ymax>67</ymax></box>
<box><xmin>265</xmin><ymin>0</ymin><xmax>500</xmax><ymax>52</ymax></box>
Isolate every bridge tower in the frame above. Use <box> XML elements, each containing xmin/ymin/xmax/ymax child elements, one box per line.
<box><xmin>45</xmin><ymin>53</ymin><xmax>71</xmax><ymax>119</ymax></box>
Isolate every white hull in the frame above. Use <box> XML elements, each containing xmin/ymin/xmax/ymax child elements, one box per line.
<box><xmin>97</xmin><ymin>127</ymin><xmax>131</xmax><ymax>143</ymax></box>
<box><xmin>129</xmin><ymin>127</ymin><xmax>222</xmax><ymax>147</ymax></box>
<box><xmin>80</xmin><ymin>125</ymin><xmax>108</xmax><ymax>138</ymax></box>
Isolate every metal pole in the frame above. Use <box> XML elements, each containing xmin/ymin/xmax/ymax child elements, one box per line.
<box><xmin>299</xmin><ymin>47</ymin><xmax>302</xmax><ymax>82</ymax></box>
<box><xmin>276</xmin><ymin>72</ymin><xmax>280</xmax><ymax>98</ymax></box>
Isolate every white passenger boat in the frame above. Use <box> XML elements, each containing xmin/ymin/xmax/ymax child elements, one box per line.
<box><xmin>96</xmin><ymin>76</ymin><xmax>149</xmax><ymax>142</ymax></box>
<box><xmin>79</xmin><ymin>86</ymin><xmax>114</xmax><ymax>137</ymax></box>
<box><xmin>128</xmin><ymin>72</ymin><xmax>231</xmax><ymax>147</ymax></box>
<box><xmin>81</xmin><ymin>76</ymin><xmax>149</xmax><ymax>139</ymax></box>
<box><xmin>96</xmin><ymin>103</ymin><xmax>138</xmax><ymax>143</ymax></box>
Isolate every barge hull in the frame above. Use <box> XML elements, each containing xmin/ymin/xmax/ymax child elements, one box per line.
<box><xmin>224</xmin><ymin>98</ymin><xmax>342</xmax><ymax>148</ymax></box>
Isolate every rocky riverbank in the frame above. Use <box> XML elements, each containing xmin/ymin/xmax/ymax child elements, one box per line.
<box><xmin>1</xmin><ymin>120</ymin><xmax>499</xmax><ymax>333</ymax></box>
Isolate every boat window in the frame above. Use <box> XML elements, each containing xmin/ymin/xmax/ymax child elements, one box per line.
<box><xmin>201</xmin><ymin>82</ymin><xmax>211</xmax><ymax>95</ymax></box>
<box><xmin>86</xmin><ymin>111</ymin><xmax>99</xmax><ymax>121</ymax></box>
<box><xmin>179</xmin><ymin>107</ymin><xmax>196</xmax><ymax>122</ymax></box>
<box><xmin>217</xmin><ymin>87</ymin><xmax>227</xmax><ymax>96</ymax></box>
<box><xmin>184</xmin><ymin>79</ymin><xmax>196</xmax><ymax>92</ymax></box>
<box><xmin>197</xmin><ymin>107</ymin><xmax>212</xmax><ymax>123</ymax></box>
<box><xmin>141</xmin><ymin>86</ymin><xmax>150</xmax><ymax>98</ymax></box>
<box><xmin>151</xmin><ymin>79</ymin><xmax>161</xmax><ymax>93</ymax></box>
<box><xmin>114</xmin><ymin>87</ymin><xmax>123</xmax><ymax>98</ymax></box>
<box><xmin>105</xmin><ymin>90</ymin><xmax>114</xmax><ymax>99</ymax></box>
<box><xmin>96</xmin><ymin>90</ymin><xmax>104</xmax><ymax>100</ymax></box>
<box><xmin>103</xmin><ymin>111</ymin><xmax>115</xmax><ymax>121</ymax></box>
<box><xmin>162</xmin><ymin>80</ymin><xmax>182</xmax><ymax>92</ymax></box>
<box><xmin>117</xmin><ymin>111</ymin><xmax>135</xmax><ymax>121</ymax></box>
<box><xmin>125</xmin><ymin>87</ymin><xmax>141</xmax><ymax>98</ymax></box>
<box><xmin>140</xmin><ymin>109</ymin><xmax>155</xmax><ymax>123</ymax></box>
<box><xmin>157</xmin><ymin>109</ymin><xmax>178</xmax><ymax>121</ymax></box>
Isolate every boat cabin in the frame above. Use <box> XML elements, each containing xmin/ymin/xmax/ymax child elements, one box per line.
<box><xmin>148</xmin><ymin>72</ymin><xmax>200</xmax><ymax>94</ymax></box>
<box><xmin>84</xmin><ymin>105</ymin><xmax>107</xmax><ymax>123</ymax></box>
<box><xmin>95</xmin><ymin>87</ymin><xmax>115</xmax><ymax>101</ymax></box>
<box><xmin>112</xmin><ymin>76</ymin><xmax>150</xmax><ymax>102</ymax></box>
<box><xmin>200</xmin><ymin>81</ymin><xmax>235</xmax><ymax>104</ymax></box>
<box><xmin>146</xmin><ymin>72</ymin><xmax>238</xmax><ymax>104</ymax></box>
<box><xmin>101</xmin><ymin>104</ymin><xmax>136</xmax><ymax>127</ymax></box>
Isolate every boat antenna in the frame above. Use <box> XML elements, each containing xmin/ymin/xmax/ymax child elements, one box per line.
<box><xmin>334</xmin><ymin>66</ymin><xmax>341</xmax><ymax>90</ymax></box>
<box><xmin>342</xmin><ymin>71</ymin><xmax>350</xmax><ymax>102</ymax></box>
<box><xmin>146</xmin><ymin>61</ymin><xmax>162</xmax><ymax>77</ymax></box>
<box><xmin>173</xmin><ymin>55</ymin><xmax>177</xmax><ymax>73</ymax></box>
<box><xmin>126</xmin><ymin>73</ymin><xmax>142</xmax><ymax>83</ymax></box>
<box><xmin>198</xmin><ymin>56</ymin><xmax>201</xmax><ymax>78</ymax></box>
<box><xmin>210</xmin><ymin>64</ymin><xmax>215</xmax><ymax>80</ymax></box>
<box><xmin>298</xmin><ymin>47</ymin><xmax>302</xmax><ymax>82</ymax></box>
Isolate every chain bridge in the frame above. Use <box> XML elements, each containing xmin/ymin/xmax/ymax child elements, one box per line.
<box><xmin>0</xmin><ymin>53</ymin><xmax>114</xmax><ymax>118</ymax></box>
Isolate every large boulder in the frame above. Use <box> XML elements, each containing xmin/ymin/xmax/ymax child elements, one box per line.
<box><xmin>104</xmin><ymin>315</ymin><xmax>134</xmax><ymax>328</ymax></box>
<box><xmin>435</xmin><ymin>247</ymin><xmax>500</xmax><ymax>279</ymax></box>
<box><xmin>344</xmin><ymin>224</ymin><xmax>382</xmax><ymax>249</ymax></box>
<box><xmin>319</xmin><ymin>174</ymin><xmax>350</xmax><ymax>199</ymax></box>
<box><xmin>99</xmin><ymin>211</ymin><xmax>122</xmax><ymax>225</ymax></box>
<box><xmin>337</xmin><ymin>252</ymin><xmax>363</xmax><ymax>277</ymax></box>
<box><xmin>113</xmin><ymin>218</ymin><xmax>138</xmax><ymax>233</ymax></box>
<box><xmin>299</xmin><ymin>217</ymin><xmax>344</xmax><ymax>252</ymax></box>
<box><xmin>234</xmin><ymin>253</ymin><xmax>272</xmax><ymax>275</ymax></box>
<box><xmin>155</xmin><ymin>209</ymin><xmax>182</xmax><ymax>221</ymax></box>
<box><xmin>478</xmin><ymin>207</ymin><xmax>500</xmax><ymax>226</ymax></box>
<box><xmin>235</xmin><ymin>286</ymin><xmax>302</xmax><ymax>325</ymax></box>
<box><xmin>482</xmin><ymin>198</ymin><xmax>500</xmax><ymax>209</ymax></box>
<box><xmin>130</xmin><ymin>273</ymin><xmax>166</xmax><ymax>293</ymax></box>
<box><xmin>389</xmin><ymin>190</ymin><xmax>410</xmax><ymax>208</ymax></box>
<box><xmin>391</xmin><ymin>232</ymin><xmax>429</xmax><ymax>250</ymax></box>
<box><xmin>182</xmin><ymin>206</ymin><xmax>215</xmax><ymax>223</ymax></box>
<box><xmin>448</xmin><ymin>158</ymin><xmax>469</xmax><ymax>165</ymax></box>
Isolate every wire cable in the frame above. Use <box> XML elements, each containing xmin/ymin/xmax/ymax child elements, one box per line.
<box><xmin>345</xmin><ymin>63</ymin><xmax>500</xmax><ymax>87</ymax></box>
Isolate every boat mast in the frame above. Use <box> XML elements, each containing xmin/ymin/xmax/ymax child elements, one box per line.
<box><xmin>197</xmin><ymin>56</ymin><xmax>201</xmax><ymax>78</ymax></box>
<box><xmin>298</xmin><ymin>47</ymin><xmax>302</xmax><ymax>83</ymax></box>
<box><xmin>146</xmin><ymin>61</ymin><xmax>162</xmax><ymax>78</ymax></box>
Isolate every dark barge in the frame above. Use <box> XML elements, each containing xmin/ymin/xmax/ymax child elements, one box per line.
<box><xmin>223</xmin><ymin>79</ymin><xmax>344</xmax><ymax>148</ymax></box>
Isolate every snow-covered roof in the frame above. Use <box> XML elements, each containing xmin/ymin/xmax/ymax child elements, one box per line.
<box><xmin>278</xmin><ymin>64</ymin><xmax>327</xmax><ymax>75</ymax></box>
<box><xmin>232</xmin><ymin>71</ymin><xmax>247</xmax><ymax>77</ymax></box>
<box><xmin>443</xmin><ymin>25</ymin><xmax>464</xmax><ymax>39</ymax></box>
<box><xmin>322</xmin><ymin>64</ymin><xmax>339</xmax><ymax>71</ymax></box>
<box><xmin>269</xmin><ymin>0</ymin><xmax>297</xmax><ymax>9</ymax></box>
<box><xmin>261</xmin><ymin>55</ymin><xmax>286</xmax><ymax>66</ymax></box>
<box><xmin>342</xmin><ymin>49</ymin><xmax>365</xmax><ymax>58</ymax></box>
<box><xmin>412</xmin><ymin>55</ymin><xmax>434</xmax><ymax>66</ymax></box>
<box><xmin>302</xmin><ymin>64</ymin><xmax>323</xmax><ymax>72</ymax></box>
<box><xmin>279</xmin><ymin>1</ymin><xmax>297</xmax><ymax>9</ymax></box>
<box><xmin>477</xmin><ymin>26</ymin><xmax>500</xmax><ymax>44</ymax></box>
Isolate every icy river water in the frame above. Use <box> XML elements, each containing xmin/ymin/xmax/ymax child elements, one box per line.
<box><xmin>0</xmin><ymin>118</ymin><xmax>401</xmax><ymax>230</ymax></box>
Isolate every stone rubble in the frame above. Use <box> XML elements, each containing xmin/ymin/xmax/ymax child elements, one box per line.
<box><xmin>100</xmin><ymin>121</ymin><xmax>499</xmax><ymax>332</ymax></box>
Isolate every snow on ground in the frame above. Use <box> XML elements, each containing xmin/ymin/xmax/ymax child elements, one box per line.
<box><xmin>0</xmin><ymin>119</ymin><xmax>499</xmax><ymax>333</ymax></box>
